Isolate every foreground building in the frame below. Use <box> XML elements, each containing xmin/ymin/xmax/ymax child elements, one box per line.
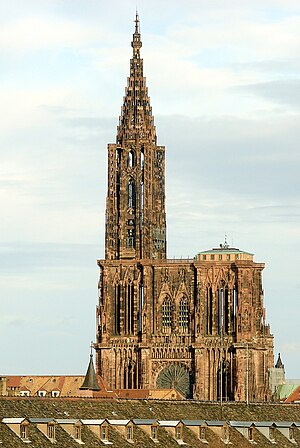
<box><xmin>94</xmin><ymin>15</ymin><xmax>274</xmax><ymax>401</ymax></box>
<box><xmin>1</xmin><ymin>398</ymin><xmax>300</xmax><ymax>447</ymax></box>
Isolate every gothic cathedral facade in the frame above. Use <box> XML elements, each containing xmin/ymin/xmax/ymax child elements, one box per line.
<box><xmin>94</xmin><ymin>15</ymin><xmax>274</xmax><ymax>401</ymax></box>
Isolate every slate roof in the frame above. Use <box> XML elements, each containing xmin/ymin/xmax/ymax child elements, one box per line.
<box><xmin>132</xmin><ymin>418</ymin><xmax>157</xmax><ymax>425</ymax></box>
<box><xmin>182</xmin><ymin>419</ymin><xmax>206</xmax><ymax>426</ymax></box>
<box><xmin>1</xmin><ymin>398</ymin><xmax>300</xmax><ymax>447</ymax></box>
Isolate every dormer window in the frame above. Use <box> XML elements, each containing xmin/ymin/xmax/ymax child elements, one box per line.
<box><xmin>20</xmin><ymin>424</ymin><xmax>28</xmax><ymax>440</ymax></box>
<box><xmin>199</xmin><ymin>426</ymin><xmax>206</xmax><ymax>441</ymax></box>
<box><xmin>47</xmin><ymin>424</ymin><xmax>55</xmax><ymax>440</ymax></box>
<box><xmin>223</xmin><ymin>426</ymin><xmax>229</xmax><ymax>443</ymax></box>
<box><xmin>175</xmin><ymin>426</ymin><xmax>182</xmax><ymax>440</ymax></box>
<box><xmin>101</xmin><ymin>425</ymin><xmax>109</xmax><ymax>441</ymax></box>
<box><xmin>151</xmin><ymin>425</ymin><xmax>158</xmax><ymax>440</ymax></box>
<box><xmin>127</xmin><ymin>425</ymin><xmax>133</xmax><ymax>441</ymax></box>
<box><xmin>38</xmin><ymin>390</ymin><xmax>46</xmax><ymax>397</ymax></box>
<box><xmin>74</xmin><ymin>425</ymin><xmax>81</xmax><ymax>441</ymax></box>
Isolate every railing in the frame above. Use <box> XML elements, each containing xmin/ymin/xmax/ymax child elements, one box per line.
<box><xmin>164</xmin><ymin>258</ymin><xmax>194</xmax><ymax>264</ymax></box>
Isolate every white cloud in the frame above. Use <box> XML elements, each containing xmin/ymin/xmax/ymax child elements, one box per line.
<box><xmin>0</xmin><ymin>0</ymin><xmax>300</xmax><ymax>377</ymax></box>
<box><xmin>0</xmin><ymin>15</ymin><xmax>104</xmax><ymax>53</ymax></box>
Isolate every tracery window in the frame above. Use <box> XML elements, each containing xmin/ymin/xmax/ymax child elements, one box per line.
<box><xmin>128</xmin><ymin>150</ymin><xmax>135</xmax><ymax>167</ymax></box>
<box><xmin>114</xmin><ymin>284</ymin><xmax>121</xmax><ymax>335</ymax></box>
<box><xmin>127</xmin><ymin>228</ymin><xmax>135</xmax><ymax>248</ymax></box>
<box><xmin>179</xmin><ymin>297</ymin><xmax>189</xmax><ymax>331</ymax></box>
<box><xmin>128</xmin><ymin>179</ymin><xmax>136</xmax><ymax>208</ymax></box>
<box><xmin>162</xmin><ymin>298</ymin><xmax>172</xmax><ymax>332</ymax></box>
<box><xmin>207</xmin><ymin>287</ymin><xmax>213</xmax><ymax>335</ymax></box>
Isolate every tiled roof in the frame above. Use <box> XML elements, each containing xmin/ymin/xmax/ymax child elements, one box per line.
<box><xmin>1</xmin><ymin>399</ymin><xmax>300</xmax><ymax>447</ymax></box>
<box><xmin>6</xmin><ymin>376</ymin><xmax>21</xmax><ymax>388</ymax></box>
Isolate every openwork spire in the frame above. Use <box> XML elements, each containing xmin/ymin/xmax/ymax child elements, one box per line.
<box><xmin>132</xmin><ymin>11</ymin><xmax>142</xmax><ymax>54</ymax></box>
<box><xmin>117</xmin><ymin>13</ymin><xmax>156</xmax><ymax>145</ymax></box>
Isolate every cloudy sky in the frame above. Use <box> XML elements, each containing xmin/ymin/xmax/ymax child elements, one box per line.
<box><xmin>1</xmin><ymin>0</ymin><xmax>300</xmax><ymax>378</ymax></box>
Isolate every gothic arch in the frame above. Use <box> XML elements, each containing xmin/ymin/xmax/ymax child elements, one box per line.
<box><xmin>161</xmin><ymin>296</ymin><xmax>173</xmax><ymax>333</ymax></box>
<box><xmin>178</xmin><ymin>295</ymin><xmax>189</xmax><ymax>332</ymax></box>
<box><xmin>127</xmin><ymin>178</ymin><xmax>136</xmax><ymax>209</ymax></box>
<box><xmin>128</xmin><ymin>149</ymin><xmax>135</xmax><ymax>167</ymax></box>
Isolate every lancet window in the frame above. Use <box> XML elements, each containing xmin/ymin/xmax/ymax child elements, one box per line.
<box><xmin>179</xmin><ymin>297</ymin><xmax>189</xmax><ymax>331</ymax></box>
<box><xmin>128</xmin><ymin>179</ymin><xmax>136</xmax><ymax>208</ymax></box>
<box><xmin>218</xmin><ymin>286</ymin><xmax>229</xmax><ymax>335</ymax></box>
<box><xmin>114</xmin><ymin>284</ymin><xmax>121</xmax><ymax>335</ymax></box>
<box><xmin>127</xmin><ymin>228</ymin><xmax>135</xmax><ymax>248</ymax></box>
<box><xmin>124</xmin><ymin>282</ymin><xmax>134</xmax><ymax>334</ymax></box>
<box><xmin>162</xmin><ymin>297</ymin><xmax>172</xmax><ymax>332</ymax></box>
<box><xmin>207</xmin><ymin>287</ymin><xmax>213</xmax><ymax>335</ymax></box>
<box><xmin>128</xmin><ymin>150</ymin><xmax>135</xmax><ymax>167</ymax></box>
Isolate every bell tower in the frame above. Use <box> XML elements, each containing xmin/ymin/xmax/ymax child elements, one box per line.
<box><xmin>95</xmin><ymin>14</ymin><xmax>274</xmax><ymax>399</ymax></box>
<box><xmin>105</xmin><ymin>13</ymin><xmax>166</xmax><ymax>261</ymax></box>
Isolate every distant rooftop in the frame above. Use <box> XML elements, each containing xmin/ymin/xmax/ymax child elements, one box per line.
<box><xmin>195</xmin><ymin>239</ymin><xmax>254</xmax><ymax>262</ymax></box>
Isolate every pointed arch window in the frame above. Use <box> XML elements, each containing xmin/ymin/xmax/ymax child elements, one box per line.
<box><xmin>207</xmin><ymin>287</ymin><xmax>213</xmax><ymax>335</ymax></box>
<box><xmin>128</xmin><ymin>150</ymin><xmax>135</xmax><ymax>168</ymax></box>
<box><xmin>128</xmin><ymin>179</ymin><xmax>136</xmax><ymax>208</ymax></box>
<box><xmin>114</xmin><ymin>284</ymin><xmax>121</xmax><ymax>335</ymax></box>
<box><xmin>179</xmin><ymin>297</ymin><xmax>189</xmax><ymax>331</ymax></box>
<box><xmin>127</xmin><ymin>228</ymin><xmax>135</xmax><ymax>248</ymax></box>
<box><xmin>162</xmin><ymin>298</ymin><xmax>172</xmax><ymax>332</ymax></box>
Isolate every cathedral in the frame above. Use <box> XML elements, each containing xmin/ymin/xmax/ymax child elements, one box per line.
<box><xmin>94</xmin><ymin>15</ymin><xmax>274</xmax><ymax>401</ymax></box>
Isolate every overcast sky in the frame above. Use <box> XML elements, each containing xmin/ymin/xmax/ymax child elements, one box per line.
<box><xmin>1</xmin><ymin>0</ymin><xmax>300</xmax><ymax>379</ymax></box>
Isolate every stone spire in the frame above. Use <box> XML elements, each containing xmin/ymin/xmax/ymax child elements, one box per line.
<box><xmin>105</xmin><ymin>13</ymin><xmax>166</xmax><ymax>261</ymax></box>
<box><xmin>116</xmin><ymin>12</ymin><xmax>157</xmax><ymax>146</ymax></box>
<box><xmin>80</xmin><ymin>347</ymin><xmax>100</xmax><ymax>391</ymax></box>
